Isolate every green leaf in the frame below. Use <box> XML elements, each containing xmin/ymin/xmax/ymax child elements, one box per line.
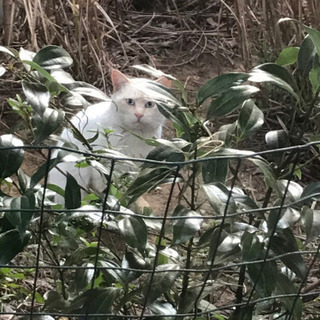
<box><xmin>59</xmin><ymin>205</ymin><xmax>105</xmax><ymax>228</ymax></box>
<box><xmin>303</xmin><ymin>207</ymin><xmax>320</xmax><ymax>244</ymax></box>
<box><xmin>22</xmin><ymin>81</ymin><xmax>50</xmax><ymax>115</ymax></box>
<box><xmin>17</xmin><ymin>168</ymin><xmax>28</xmax><ymax>193</ymax></box>
<box><xmin>178</xmin><ymin>286</ymin><xmax>206</xmax><ymax>313</ymax></box>
<box><xmin>232</xmin><ymin>193</ymin><xmax>260</xmax><ymax>210</ymax></box>
<box><xmin>72</xmin><ymin>263</ymin><xmax>95</xmax><ymax>292</ymax></box>
<box><xmin>65</xmin><ymin>173</ymin><xmax>81</xmax><ymax>209</ymax></box>
<box><xmin>35</xmin><ymin>291</ymin><xmax>44</xmax><ymax>304</ymax></box>
<box><xmin>22</xmin><ymin>60</ymin><xmax>68</xmax><ymax>95</ymax></box>
<box><xmin>149</xmin><ymin>138</ymin><xmax>190</xmax><ymax>152</ymax></box>
<box><xmin>208</xmin><ymin>227</ymin><xmax>229</xmax><ymax>260</ymax></box>
<box><xmin>60</xmin><ymin>94</ymin><xmax>87</xmax><ymax>110</ymax></box>
<box><xmin>19</xmin><ymin>47</ymin><xmax>35</xmax><ymax>63</ymax></box>
<box><xmin>303</xmin><ymin>25</ymin><xmax>320</xmax><ymax>57</ymax></box>
<box><xmin>197</xmin><ymin>227</ymin><xmax>215</xmax><ymax>248</ymax></box>
<box><xmin>0</xmin><ymin>229</ymin><xmax>31</xmax><ymax>264</ymax></box>
<box><xmin>148</xmin><ymin>301</ymin><xmax>177</xmax><ymax>318</ymax></box>
<box><xmin>249</xmin><ymin>64</ymin><xmax>299</xmax><ymax>100</ymax></box>
<box><xmin>118</xmin><ymin>216</ymin><xmax>148</xmax><ymax>253</ymax></box>
<box><xmin>172</xmin><ymin>205</ymin><xmax>202</xmax><ymax>245</ymax></box>
<box><xmin>0</xmin><ymin>45</ymin><xmax>18</xmax><ymax>57</ymax></box>
<box><xmin>68</xmin><ymin>81</ymin><xmax>110</xmax><ymax>101</ymax></box>
<box><xmin>33</xmin><ymin>45</ymin><xmax>73</xmax><ymax>70</ymax></box>
<box><xmin>279</xmin><ymin>18</ymin><xmax>320</xmax><ymax>67</ymax></box>
<box><xmin>146</xmin><ymin>145</ymin><xmax>185</xmax><ymax>164</ymax></box>
<box><xmin>277</xmin><ymin>208</ymin><xmax>300</xmax><ymax>229</ymax></box>
<box><xmin>67</xmin><ymin>288</ymin><xmax>121</xmax><ymax>314</ymax></box>
<box><xmin>5</xmin><ymin>194</ymin><xmax>35</xmax><ymax>233</ymax></box>
<box><xmin>249</xmin><ymin>157</ymin><xmax>278</xmax><ymax>191</ymax></box>
<box><xmin>157</xmin><ymin>104</ymin><xmax>190</xmax><ymax>138</ymax></box>
<box><xmin>173</xmin><ymin>79</ymin><xmax>189</xmax><ymax>104</ymax></box>
<box><xmin>207</xmin><ymin>85</ymin><xmax>259</xmax><ymax>119</ymax></box>
<box><xmin>100</xmin><ymin>260</ymin><xmax>124</xmax><ymax>286</ymax></box>
<box><xmin>277</xmin><ymin>180</ymin><xmax>303</xmax><ymax>202</ymax></box>
<box><xmin>125</xmin><ymin>251</ymin><xmax>150</xmax><ymax>271</ymax></box>
<box><xmin>30</xmin><ymin>158</ymin><xmax>58</xmax><ymax>189</ymax></box>
<box><xmin>202</xmin><ymin>183</ymin><xmax>236</xmax><ymax>215</ymax></box>
<box><xmin>196</xmin><ymin>73</ymin><xmax>249</xmax><ymax>106</ymax></box>
<box><xmin>216</xmin><ymin>122</ymin><xmax>237</xmax><ymax>146</ymax></box>
<box><xmin>298</xmin><ymin>36</ymin><xmax>316</xmax><ymax>76</ymax></box>
<box><xmin>237</xmin><ymin>99</ymin><xmax>264</xmax><ymax>140</ymax></box>
<box><xmin>43</xmin><ymin>290</ymin><xmax>68</xmax><ymax>312</ymax></box>
<box><xmin>32</xmin><ymin>108</ymin><xmax>65</xmax><ymax>144</ymax></box>
<box><xmin>247</xmin><ymin>259</ymin><xmax>278</xmax><ymax>297</ymax></box>
<box><xmin>131</xmin><ymin>79</ymin><xmax>181</xmax><ymax>111</ymax></box>
<box><xmin>0</xmin><ymin>134</ymin><xmax>24</xmax><ymax>179</ymax></box>
<box><xmin>0</xmin><ymin>66</ymin><xmax>5</xmax><ymax>77</ymax></box>
<box><xmin>144</xmin><ymin>264</ymin><xmax>180</xmax><ymax>305</ymax></box>
<box><xmin>206</xmin><ymin>147</ymin><xmax>277</xmax><ymax>191</ymax></box>
<box><xmin>269</xmin><ymin>228</ymin><xmax>307</xmax><ymax>279</ymax></box>
<box><xmin>254</xmin><ymin>63</ymin><xmax>295</xmax><ymax>86</ymax></box>
<box><xmin>133</xmin><ymin>64</ymin><xmax>174</xmax><ymax>79</ymax></box>
<box><xmin>51</xmin><ymin>69</ymin><xmax>75</xmax><ymax>84</ymax></box>
<box><xmin>218</xmin><ymin>233</ymin><xmax>241</xmax><ymax>253</ymax></box>
<box><xmin>115</xmin><ymin>288</ymin><xmax>145</xmax><ymax>314</ymax></box>
<box><xmin>274</xmin><ymin>273</ymin><xmax>303</xmax><ymax>320</ymax></box>
<box><xmin>202</xmin><ymin>158</ymin><xmax>228</xmax><ymax>184</ymax></box>
<box><xmin>276</xmin><ymin>47</ymin><xmax>299</xmax><ymax>66</ymax></box>
<box><xmin>309</xmin><ymin>66</ymin><xmax>320</xmax><ymax>94</ymax></box>
<box><xmin>301</xmin><ymin>181</ymin><xmax>320</xmax><ymax>200</ymax></box>
<box><xmin>242</xmin><ymin>232</ymin><xmax>264</xmax><ymax>261</ymax></box>
<box><xmin>265</xmin><ymin>130</ymin><xmax>289</xmax><ymax>149</ymax></box>
<box><xmin>127</xmin><ymin>167</ymin><xmax>177</xmax><ymax>205</ymax></box>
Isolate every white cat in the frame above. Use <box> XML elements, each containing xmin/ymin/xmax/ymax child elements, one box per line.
<box><xmin>48</xmin><ymin>69</ymin><xmax>171</xmax><ymax>199</ymax></box>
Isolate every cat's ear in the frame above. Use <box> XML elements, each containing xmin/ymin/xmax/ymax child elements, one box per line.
<box><xmin>156</xmin><ymin>76</ymin><xmax>172</xmax><ymax>88</ymax></box>
<box><xmin>111</xmin><ymin>69</ymin><xmax>130</xmax><ymax>91</ymax></box>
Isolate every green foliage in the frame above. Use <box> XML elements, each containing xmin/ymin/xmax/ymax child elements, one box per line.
<box><xmin>1</xmin><ymin>28</ymin><xmax>320</xmax><ymax>319</ymax></box>
<box><xmin>196</xmin><ymin>72</ymin><xmax>249</xmax><ymax>106</ymax></box>
<box><xmin>276</xmin><ymin>47</ymin><xmax>299</xmax><ymax>66</ymax></box>
<box><xmin>0</xmin><ymin>135</ymin><xmax>24</xmax><ymax>179</ymax></box>
<box><xmin>172</xmin><ymin>205</ymin><xmax>202</xmax><ymax>245</ymax></box>
<box><xmin>32</xmin><ymin>45</ymin><xmax>73</xmax><ymax>70</ymax></box>
<box><xmin>276</xmin><ymin>19</ymin><xmax>320</xmax><ymax>137</ymax></box>
<box><xmin>118</xmin><ymin>216</ymin><xmax>148</xmax><ymax>254</ymax></box>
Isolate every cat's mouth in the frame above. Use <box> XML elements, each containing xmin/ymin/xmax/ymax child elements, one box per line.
<box><xmin>125</xmin><ymin>120</ymin><xmax>144</xmax><ymax>131</ymax></box>
<box><xmin>134</xmin><ymin>119</ymin><xmax>145</xmax><ymax>125</ymax></box>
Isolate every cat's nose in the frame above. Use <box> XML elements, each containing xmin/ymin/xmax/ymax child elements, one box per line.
<box><xmin>135</xmin><ymin>112</ymin><xmax>144</xmax><ymax>120</ymax></box>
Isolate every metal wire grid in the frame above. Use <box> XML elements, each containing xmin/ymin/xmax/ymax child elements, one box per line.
<box><xmin>1</xmin><ymin>142</ymin><xmax>320</xmax><ymax>319</ymax></box>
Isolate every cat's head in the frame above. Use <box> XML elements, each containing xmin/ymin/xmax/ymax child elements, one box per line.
<box><xmin>111</xmin><ymin>69</ymin><xmax>171</xmax><ymax>133</ymax></box>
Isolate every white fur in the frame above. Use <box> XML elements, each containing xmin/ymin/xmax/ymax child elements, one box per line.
<box><xmin>48</xmin><ymin>74</ymin><xmax>167</xmax><ymax>198</ymax></box>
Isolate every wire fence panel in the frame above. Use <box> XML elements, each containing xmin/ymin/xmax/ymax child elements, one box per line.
<box><xmin>0</xmin><ymin>143</ymin><xmax>320</xmax><ymax>320</ymax></box>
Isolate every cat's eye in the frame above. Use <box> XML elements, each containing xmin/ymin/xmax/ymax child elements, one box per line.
<box><xmin>126</xmin><ymin>98</ymin><xmax>135</xmax><ymax>106</ymax></box>
<box><xmin>145</xmin><ymin>101</ymin><xmax>154</xmax><ymax>108</ymax></box>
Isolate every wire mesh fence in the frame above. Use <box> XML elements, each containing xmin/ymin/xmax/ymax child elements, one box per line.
<box><xmin>1</xmin><ymin>142</ymin><xmax>320</xmax><ymax>319</ymax></box>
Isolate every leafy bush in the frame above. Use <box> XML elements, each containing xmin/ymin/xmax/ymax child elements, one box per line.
<box><xmin>1</xmin><ymin>22</ymin><xmax>320</xmax><ymax>319</ymax></box>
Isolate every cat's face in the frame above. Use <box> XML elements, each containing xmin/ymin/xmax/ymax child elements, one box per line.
<box><xmin>111</xmin><ymin>70</ymin><xmax>171</xmax><ymax>133</ymax></box>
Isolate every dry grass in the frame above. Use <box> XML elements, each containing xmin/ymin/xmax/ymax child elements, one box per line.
<box><xmin>0</xmin><ymin>0</ymin><xmax>319</xmax><ymax>88</ymax></box>
<box><xmin>1</xmin><ymin>0</ymin><xmax>232</xmax><ymax>91</ymax></box>
<box><xmin>0</xmin><ymin>1</ymin><xmax>239</xmax><ymax>91</ymax></box>
<box><xmin>233</xmin><ymin>0</ymin><xmax>320</xmax><ymax>64</ymax></box>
